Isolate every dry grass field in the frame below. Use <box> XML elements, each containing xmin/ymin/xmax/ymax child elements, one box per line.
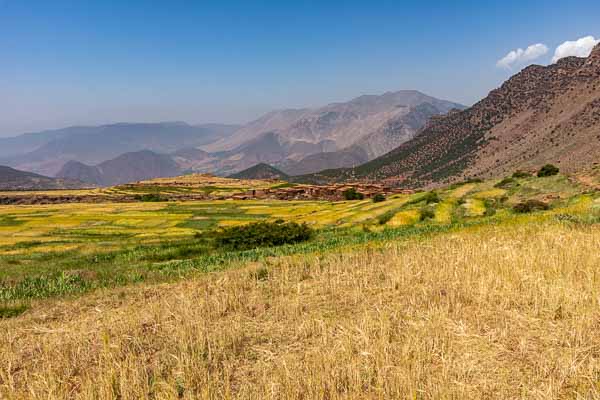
<box><xmin>2</xmin><ymin>222</ymin><xmax>600</xmax><ymax>399</ymax></box>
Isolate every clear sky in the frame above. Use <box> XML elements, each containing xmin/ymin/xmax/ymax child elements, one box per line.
<box><xmin>1</xmin><ymin>0</ymin><xmax>599</xmax><ymax>136</ymax></box>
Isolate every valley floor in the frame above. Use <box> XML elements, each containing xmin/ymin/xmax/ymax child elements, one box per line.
<box><xmin>2</xmin><ymin>221</ymin><xmax>600</xmax><ymax>398</ymax></box>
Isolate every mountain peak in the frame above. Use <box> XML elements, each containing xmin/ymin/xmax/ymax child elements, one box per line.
<box><xmin>229</xmin><ymin>163</ymin><xmax>289</xmax><ymax>180</ymax></box>
<box><xmin>587</xmin><ymin>42</ymin><xmax>600</xmax><ymax>64</ymax></box>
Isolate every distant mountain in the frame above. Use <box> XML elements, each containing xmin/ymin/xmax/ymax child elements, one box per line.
<box><xmin>206</xmin><ymin>91</ymin><xmax>463</xmax><ymax>154</ymax></box>
<box><xmin>2</xmin><ymin>91</ymin><xmax>463</xmax><ymax>179</ymax></box>
<box><xmin>301</xmin><ymin>43</ymin><xmax>600</xmax><ymax>187</ymax></box>
<box><xmin>229</xmin><ymin>163</ymin><xmax>289</xmax><ymax>180</ymax></box>
<box><xmin>2</xmin><ymin>122</ymin><xmax>239</xmax><ymax>176</ymax></box>
<box><xmin>281</xmin><ymin>102</ymin><xmax>449</xmax><ymax>175</ymax></box>
<box><xmin>194</xmin><ymin>90</ymin><xmax>464</xmax><ymax>175</ymax></box>
<box><xmin>0</xmin><ymin>165</ymin><xmax>86</xmax><ymax>191</ymax></box>
<box><xmin>0</xmin><ymin>126</ymin><xmax>91</xmax><ymax>159</ymax></box>
<box><xmin>57</xmin><ymin>150</ymin><xmax>181</xmax><ymax>186</ymax></box>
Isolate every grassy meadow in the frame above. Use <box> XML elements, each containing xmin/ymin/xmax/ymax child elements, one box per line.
<box><xmin>1</xmin><ymin>173</ymin><xmax>600</xmax><ymax>398</ymax></box>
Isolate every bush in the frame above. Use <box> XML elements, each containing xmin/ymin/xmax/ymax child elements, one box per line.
<box><xmin>135</xmin><ymin>193</ymin><xmax>163</xmax><ymax>202</ymax></box>
<box><xmin>512</xmin><ymin>170</ymin><xmax>531</xmax><ymax>179</ymax></box>
<box><xmin>537</xmin><ymin>164</ymin><xmax>559</xmax><ymax>177</ymax></box>
<box><xmin>420</xmin><ymin>206</ymin><xmax>435</xmax><ymax>221</ymax></box>
<box><xmin>343</xmin><ymin>188</ymin><xmax>364</xmax><ymax>200</ymax></box>
<box><xmin>423</xmin><ymin>191</ymin><xmax>440</xmax><ymax>204</ymax></box>
<box><xmin>372</xmin><ymin>193</ymin><xmax>386</xmax><ymax>203</ymax></box>
<box><xmin>494</xmin><ymin>177</ymin><xmax>517</xmax><ymax>188</ymax></box>
<box><xmin>213</xmin><ymin>221</ymin><xmax>313</xmax><ymax>251</ymax></box>
<box><xmin>377</xmin><ymin>211</ymin><xmax>395</xmax><ymax>225</ymax></box>
<box><xmin>513</xmin><ymin>199</ymin><xmax>550</xmax><ymax>213</ymax></box>
<box><xmin>483</xmin><ymin>199</ymin><xmax>497</xmax><ymax>216</ymax></box>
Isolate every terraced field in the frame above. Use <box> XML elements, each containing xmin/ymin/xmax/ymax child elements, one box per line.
<box><xmin>1</xmin><ymin>173</ymin><xmax>598</xmax><ymax>309</ymax></box>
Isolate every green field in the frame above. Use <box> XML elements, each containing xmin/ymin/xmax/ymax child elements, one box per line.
<box><xmin>1</xmin><ymin>173</ymin><xmax>599</xmax><ymax>311</ymax></box>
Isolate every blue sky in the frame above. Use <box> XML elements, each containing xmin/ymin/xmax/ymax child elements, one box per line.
<box><xmin>1</xmin><ymin>0</ymin><xmax>599</xmax><ymax>136</ymax></box>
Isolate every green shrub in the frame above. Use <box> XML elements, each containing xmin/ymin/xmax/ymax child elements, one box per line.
<box><xmin>420</xmin><ymin>206</ymin><xmax>435</xmax><ymax>221</ymax></box>
<box><xmin>372</xmin><ymin>193</ymin><xmax>386</xmax><ymax>203</ymax></box>
<box><xmin>537</xmin><ymin>164</ymin><xmax>559</xmax><ymax>177</ymax></box>
<box><xmin>213</xmin><ymin>221</ymin><xmax>313</xmax><ymax>251</ymax></box>
<box><xmin>513</xmin><ymin>199</ymin><xmax>550</xmax><ymax>213</ymax></box>
<box><xmin>494</xmin><ymin>177</ymin><xmax>517</xmax><ymax>188</ymax></box>
<box><xmin>423</xmin><ymin>191</ymin><xmax>440</xmax><ymax>204</ymax></box>
<box><xmin>377</xmin><ymin>211</ymin><xmax>395</xmax><ymax>225</ymax></box>
<box><xmin>483</xmin><ymin>199</ymin><xmax>497</xmax><ymax>216</ymax></box>
<box><xmin>512</xmin><ymin>170</ymin><xmax>531</xmax><ymax>179</ymax></box>
<box><xmin>343</xmin><ymin>188</ymin><xmax>364</xmax><ymax>200</ymax></box>
<box><xmin>135</xmin><ymin>193</ymin><xmax>163</xmax><ymax>202</ymax></box>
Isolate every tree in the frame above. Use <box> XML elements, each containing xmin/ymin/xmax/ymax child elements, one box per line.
<box><xmin>537</xmin><ymin>164</ymin><xmax>559</xmax><ymax>177</ymax></box>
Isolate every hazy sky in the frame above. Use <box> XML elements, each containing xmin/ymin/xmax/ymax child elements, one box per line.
<box><xmin>1</xmin><ymin>0</ymin><xmax>599</xmax><ymax>137</ymax></box>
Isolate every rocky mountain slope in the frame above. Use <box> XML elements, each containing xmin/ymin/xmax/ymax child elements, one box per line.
<box><xmin>305</xmin><ymin>44</ymin><xmax>600</xmax><ymax>187</ymax></box>
<box><xmin>57</xmin><ymin>150</ymin><xmax>181</xmax><ymax>186</ymax></box>
<box><xmin>1</xmin><ymin>122</ymin><xmax>239</xmax><ymax>176</ymax></box>
<box><xmin>0</xmin><ymin>166</ymin><xmax>87</xmax><ymax>191</ymax></box>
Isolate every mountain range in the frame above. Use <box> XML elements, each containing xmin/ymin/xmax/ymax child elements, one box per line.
<box><xmin>298</xmin><ymin>43</ymin><xmax>600</xmax><ymax>187</ymax></box>
<box><xmin>56</xmin><ymin>150</ymin><xmax>181</xmax><ymax>186</ymax></box>
<box><xmin>0</xmin><ymin>122</ymin><xmax>239</xmax><ymax>176</ymax></box>
<box><xmin>0</xmin><ymin>90</ymin><xmax>464</xmax><ymax>186</ymax></box>
<box><xmin>201</xmin><ymin>91</ymin><xmax>464</xmax><ymax>175</ymax></box>
<box><xmin>4</xmin><ymin>42</ymin><xmax>600</xmax><ymax>191</ymax></box>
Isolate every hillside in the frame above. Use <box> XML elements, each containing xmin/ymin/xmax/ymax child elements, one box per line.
<box><xmin>229</xmin><ymin>163</ymin><xmax>289</xmax><ymax>180</ymax></box>
<box><xmin>305</xmin><ymin>44</ymin><xmax>600</xmax><ymax>187</ymax></box>
<box><xmin>56</xmin><ymin>150</ymin><xmax>181</xmax><ymax>186</ymax></box>
<box><xmin>0</xmin><ymin>165</ymin><xmax>86</xmax><ymax>191</ymax></box>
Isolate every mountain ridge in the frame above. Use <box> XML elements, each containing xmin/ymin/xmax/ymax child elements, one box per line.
<box><xmin>300</xmin><ymin>44</ymin><xmax>600</xmax><ymax>187</ymax></box>
<box><xmin>56</xmin><ymin>150</ymin><xmax>181</xmax><ymax>186</ymax></box>
<box><xmin>0</xmin><ymin>165</ymin><xmax>87</xmax><ymax>191</ymax></box>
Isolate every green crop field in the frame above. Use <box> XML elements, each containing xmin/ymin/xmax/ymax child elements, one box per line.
<box><xmin>1</xmin><ymin>173</ymin><xmax>599</xmax><ymax>309</ymax></box>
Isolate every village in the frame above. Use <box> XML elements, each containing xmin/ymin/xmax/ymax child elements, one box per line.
<box><xmin>0</xmin><ymin>174</ymin><xmax>414</xmax><ymax>205</ymax></box>
<box><xmin>231</xmin><ymin>182</ymin><xmax>414</xmax><ymax>201</ymax></box>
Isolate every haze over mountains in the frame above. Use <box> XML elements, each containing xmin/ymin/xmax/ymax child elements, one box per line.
<box><xmin>1</xmin><ymin>90</ymin><xmax>463</xmax><ymax>186</ymax></box>
<box><xmin>0</xmin><ymin>123</ymin><xmax>240</xmax><ymax>176</ymax></box>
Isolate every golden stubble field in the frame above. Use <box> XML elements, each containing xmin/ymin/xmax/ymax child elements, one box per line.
<box><xmin>2</xmin><ymin>222</ymin><xmax>600</xmax><ymax>399</ymax></box>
